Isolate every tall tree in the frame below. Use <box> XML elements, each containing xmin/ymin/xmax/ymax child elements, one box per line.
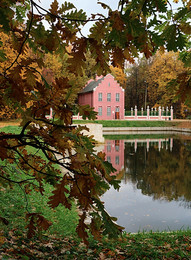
<box><xmin>125</xmin><ymin>57</ymin><xmax>150</xmax><ymax>110</ymax></box>
<box><xmin>110</xmin><ymin>66</ymin><xmax>127</xmax><ymax>89</ymax></box>
<box><xmin>0</xmin><ymin>0</ymin><xmax>190</xmax><ymax>243</ymax></box>
<box><xmin>147</xmin><ymin>51</ymin><xmax>187</xmax><ymax>117</ymax></box>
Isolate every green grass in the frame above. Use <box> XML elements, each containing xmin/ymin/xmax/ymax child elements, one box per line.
<box><xmin>0</xmin><ymin>126</ymin><xmax>79</xmax><ymax>238</ymax></box>
<box><xmin>0</xmin><ymin>125</ymin><xmax>22</xmax><ymax>134</ymax></box>
<box><xmin>0</xmin><ymin>183</ymin><xmax>79</xmax><ymax>237</ymax></box>
<box><xmin>73</xmin><ymin>120</ymin><xmax>178</xmax><ymax>127</ymax></box>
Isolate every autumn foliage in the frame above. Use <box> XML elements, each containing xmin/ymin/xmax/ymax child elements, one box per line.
<box><xmin>0</xmin><ymin>0</ymin><xmax>190</xmax><ymax>244</ymax></box>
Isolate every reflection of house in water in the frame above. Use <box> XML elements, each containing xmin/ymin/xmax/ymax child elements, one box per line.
<box><xmin>103</xmin><ymin>140</ymin><xmax>124</xmax><ymax>175</ymax></box>
<box><xmin>102</xmin><ymin>138</ymin><xmax>174</xmax><ymax>178</ymax></box>
<box><xmin>125</xmin><ymin>138</ymin><xmax>173</xmax><ymax>152</ymax></box>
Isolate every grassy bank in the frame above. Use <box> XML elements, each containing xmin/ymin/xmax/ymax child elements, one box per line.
<box><xmin>1</xmin><ymin>229</ymin><xmax>191</xmax><ymax>259</ymax></box>
<box><xmin>73</xmin><ymin>120</ymin><xmax>178</xmax><ymax>127</ymax></box>
<box><xmin>0</xmin><ymin>125</ymin><xmax>79</xmax><ymax>238</ymax></box>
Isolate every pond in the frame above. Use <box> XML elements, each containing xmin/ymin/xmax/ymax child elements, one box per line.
<box><xmin>101</xmin><ymin>134</ymin><xmax>191</xmax><ymax>233</ymax></box>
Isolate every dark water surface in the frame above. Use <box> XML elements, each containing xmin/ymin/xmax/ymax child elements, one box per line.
<box><xmin>101</xmin><ymin>135</ymin><xmax>191</xmax><ymax>232</ymax></box>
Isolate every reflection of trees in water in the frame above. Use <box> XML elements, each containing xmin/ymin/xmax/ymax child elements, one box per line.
<box><xmin>124</xmin><ymin>139</ymin><xmax>191</xmax><ymax>205</ymax></box>
<box><xmin>178</xmin><ymin>199</ymin><xmax>191</xmax><ymax>209</ymax></box>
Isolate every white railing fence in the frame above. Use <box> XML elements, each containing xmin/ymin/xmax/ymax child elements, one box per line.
<box><xmin>125</xmin><ymin>106</ymin><xmax>173</xmax><ymax>121</ymax></box>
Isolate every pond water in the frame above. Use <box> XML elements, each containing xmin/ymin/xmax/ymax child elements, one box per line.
<box><xmin>101</xmin><ymin>134</ymin><xmax>191</xmax><ymax>233</ymax></box>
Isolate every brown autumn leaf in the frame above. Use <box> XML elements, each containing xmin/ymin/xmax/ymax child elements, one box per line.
<box><xmin>26</xmin><ymin>214</ymin><xmax>36</xmax><ymax>239</ymax></box>
<box><xmin>26</xmin><ymin>213</ymin><xmax>52</xmax><ymax>238</ymax></box>
<box><xmin>48</xmin><ymin>175</ymin><xmax>71</xmax><ymax>209</ymax></box>
<box><xmin>90</xmin><ymin>218</ymin><xmax>102</xmax><ymax>241</ymax></box>
<box><xmin>49</xmin><ymin>0</ymin><xmax>59</xmax><ymax>16</ymax></box>
<box><xmin>37</xmin><ymin>215</ymin><xmax>52</xmax><ymax>231</ymax></box>
<box><xmin>76</xmin><ymin>212</ymin><xmax>89</xmax><ymax>245</ymax></box>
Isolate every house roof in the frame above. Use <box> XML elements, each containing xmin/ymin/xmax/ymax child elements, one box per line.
<box><xmin>79</xmin><ymin>77</ymin><xmax>104</xmax><ymax>94</ymax></box>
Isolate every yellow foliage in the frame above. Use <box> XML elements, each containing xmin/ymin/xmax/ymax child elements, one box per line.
<box><xmin>110</xmin><ymin>66</ymin><xmax>127</xmax><ymax>89</ymax></box>
<box><xmin>147</xmin><ymin>51</ymin><xmax>185</xmax><ymax>106</ymax></box>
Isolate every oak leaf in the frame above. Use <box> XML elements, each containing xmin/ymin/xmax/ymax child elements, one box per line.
<box><xmin>48</xmin><ymin>175</ymin><xmax>71</xmax><ymax>209</ymax></box>
<box><xmin>76</xmin><ymin>212</ymin><xmax>89</xmax><ymax>245</ymax></box>
<box><xmin>26</xmin><ymin>213</ymin><xmax>52</xmax><ymax>238</ymax></box>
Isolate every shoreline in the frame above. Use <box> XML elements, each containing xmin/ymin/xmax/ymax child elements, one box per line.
<box><xmin>103</xmin><ymin>126</ymin><xmax>191</xmax><ymax>135</ymax></box>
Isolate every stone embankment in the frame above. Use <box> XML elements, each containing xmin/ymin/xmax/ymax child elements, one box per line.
<box><xmin>103</xmin><ymin>126</ymin><xmax>191</xmax><ymax>135</ymax></box>
<box><xmin>76</xmin><ymin>123</ymin><xmax>105</xmax><ymax>143</ymax></box>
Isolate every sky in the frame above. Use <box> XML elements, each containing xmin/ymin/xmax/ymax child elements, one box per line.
<box><xmin>36</xmin><ymin>0</ymin><xmax>118</xmax><ymax>35</ymax></box>
<box><xmin>39</xmin><ymin>0</ymin><xmax>118</xmax><ymax>16</ymax></box>
<box><xmin>37</xmin><ymin>0</ymin><xmax>183</xmax><ymax>35</ymax></box>
<box><xmin>38</xmin><ymin>0</ymin><xmax>183</xmax><ymax>16</ymax></box>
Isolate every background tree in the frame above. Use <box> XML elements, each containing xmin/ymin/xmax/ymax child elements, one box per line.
<box><xmin>170</xmin><ymin>49</ymin><xmax>191</xmax><ymax>117</ymax></box>
<box><xmin>0</xmin><ymin>0</ymin><xmax>190</xmax><ymax>244</ymax></box>
<box><xmin>125</xmin><ymin>57</ymin><xmax>150</xmax><ymax>110</ymax></box>
<box><xmin>147</xmin><ymin>51</ymin><xmax>187</xmax><ymax>117</ymax></box>
<box><xmin>110</xmin><ymin>66</ymin><xmax>127</xmax><ymax>89</ymax></box>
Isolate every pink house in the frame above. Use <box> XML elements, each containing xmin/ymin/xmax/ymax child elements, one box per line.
<box><xmin>78</xmin><ymin>74</ymin><xmax>125</xmax><ymax>120</ymax></box>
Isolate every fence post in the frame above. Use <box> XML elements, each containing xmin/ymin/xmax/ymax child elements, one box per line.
<box><xmin>166</xmin><ymin>106</ymin><xmax>169</xmax><ymax>120</ymax></box>
<box><xmin>162</xmin><ymin>107</ymin><xmax>164</xmax><ymax>117</ymax></box>
<box><xmin>135</xmin><ymin>106</ymin><xmax>137</xmax><ymax>119</ymax></box>
<box><xmin>147</xmin><ymin>106</ymin><xmax>150</xmax><ymax>120</ymax></box>
<box><xmin>155</xmin><ymin>107</ymin><xmax>157</xmax><ymax>116</ymax></box>
<box><xmin>141</xmin><ymin>107</ymin><xmax>143</xmax><ymax>116</ymax></box>
<box><xmin>170</xmin><ymin>106</ymin><xmax>173</xmax><ymax>120</ymax></box>
<box><xmin>131</xmin><ymin>107</ymin><xmax>133</xmax><ymax>116</ymax></box>
<box><xmin>159</xmin><ymin>106</ymin><xmax>161</xmax><ymax>120</ymax></box>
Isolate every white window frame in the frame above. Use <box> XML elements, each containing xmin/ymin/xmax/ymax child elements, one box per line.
<box><xmin>98</xmin><ymin>106</ymin><xmax>102</xmax><ymax>116</ymax></box>
<box><xmin>116</xmin><ymin>93</ymin><xmax>120</xmax><ymax>102</ymax></box>
<box><xmin>115</xmin><ymin>155</ymin><xmax>119</xmax><ymax>165</ymax></box>
<box><xmin>107</xmin><ymin>106</ymin><xmax>111</xmax><ymax>116</ymax></box>
<box><xmin>107</xmin><ymin>93</ymin><xmax>111</xmax><ymax>102</ymax></box>
<box><xmin>98</xmin><ymin>93</ymin><xmax>102</xmax><ymax>101</ymax></box>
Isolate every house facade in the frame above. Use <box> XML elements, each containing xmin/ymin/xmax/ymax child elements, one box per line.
<box><xmin>78</xmin><ymin>74</ymin><xmax>125</xmax><ymax>120</ymax></box>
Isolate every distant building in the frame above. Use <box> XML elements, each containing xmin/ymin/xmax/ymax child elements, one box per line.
<box><xmin>78</xmin><ymin>74</ymin><xmax>125</xmax><ymax>120</ymax></box>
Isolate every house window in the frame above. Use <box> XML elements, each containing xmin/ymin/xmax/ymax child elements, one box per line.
<box><xmin>107</xmin><ymin>156</ymin><xmax>111</xmax><ymax>163</ymax></box>
<box><xmin>116</xmin><ymin>93</ymin><xmax>120</xmax><ymax>102</ymax></box>
<box><xmin>115</xmin><ymin>106</ymin><xmax>120</xmax><ymax>112</ymax></box>
<box><xmin>98</xmin><ymin>106</ymin><xmax>102</xmax><ymax>116</ymax></box>
<box><xmin>107</xmin><ymin>106</ymin><xmax>111</xmax><ymax>116</ymax></box>
<box><xmin>115</xmin><ymin>140</ymin><xmax>119</xmax><ymax>151</ymax></box>
<box><xmin>115</xmin><ymin>156</ymin><xmax>119</xmax><ymax>165</ymax></box>
<box><xmin>98</xmin><ymin>93</ymin><xmax>102</xmax><ymax>101</ymax></box>
<box><xmin>107</xmin><ymin>93</ymin><xmax>111</xmax><ymax>102</ymax></box>
<box><xmin>108</xmin><ymin>82</ymin><xmax>110</xmax><ymax>87</ymax></box>
<box><xmin>107</xmin><ymin>142</ymin><xmax>111</xmax><ymax>152</ymax></box>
